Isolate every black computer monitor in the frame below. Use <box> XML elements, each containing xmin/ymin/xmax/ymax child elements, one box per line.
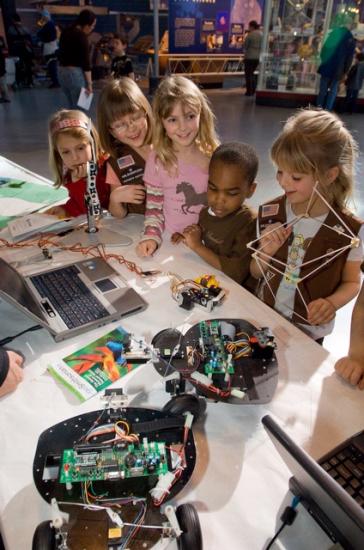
<box><xmin>262</xmin><ymin>415</ymin><xmax>364</xmax><ymax>550</ymax></box>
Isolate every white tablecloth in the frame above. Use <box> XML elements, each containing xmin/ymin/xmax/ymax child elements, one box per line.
<box><xmin>0</xmin><ymin>160</ymin><xmax>363</xmax><ymax>550</ymax></box>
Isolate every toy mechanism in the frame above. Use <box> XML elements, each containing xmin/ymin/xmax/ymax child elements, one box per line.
<box><xmin>60</xmin><ymin>119</ymin><xmax>132</xmax><ymax>247</ymax></box>
<box><xmin>247</xmin><ymin>183</ymin><xmax>361</xmax><ymax>323</ymax></box>
<box><xmin>32</xmin><ymin>388</ymin><xmax>202</xmax><ymax>550</ymax></box>
<box><xmin>152</xmin><ymin>318</ymin><xmax>278</xmax><ymax>405</ymax></box>
<box><xmin>170</xmin><ymin>273</ymin><xmax>226</xmax><ymax>312</ymax></box>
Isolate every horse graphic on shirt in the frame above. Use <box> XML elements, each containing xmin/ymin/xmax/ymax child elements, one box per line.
<box><xmin>176</xmin><ymin>181</ymin><xmax>207</xmax><ymax>214</ymax></box>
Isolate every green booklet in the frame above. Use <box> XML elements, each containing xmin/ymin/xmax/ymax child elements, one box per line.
<box><xmin>48</xmin><ymin>326</ymin><xmax>145</xmax><ymax>401</ymax></box>
<box><xmin>0</xmin><ymin>177</ymin><xmax>67</xmax><ymax>228</ymax></box>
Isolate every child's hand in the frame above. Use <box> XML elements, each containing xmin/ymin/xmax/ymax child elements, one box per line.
<box><xmin>110</xmin><ymin>185</ymin><xmax>145</xmax><ymax>205</ymax></box>
<box><xmin>171</xmin><ymin>232</ymin><xmax>185</xmax><ymax>244</ymax></box>
<box><xmin>307</xmin><ymin>298</ymin><xmax>336</xmax><ymax>325</ymax></box>
<box><xmin>71</xmin><ymin>164</ymin><xmax>87</xmax><ymax>182</ymax></box>
<box><xmin>182</xmin><ymin>224</ymin><xmax>202</xmax><ymax>250</ymax></box>
<box><xmin>136</xmin><ymin>239</ymin><xmax>158</xmax><ymax>257</ymax></box>
<box><xmin>335</xmin><ymin>357</ymin><xmax>364</xmax><ymax>389</ymax></box>
<box><xmin>258</xmin><ymin>223</ymin><xmax>291</xmax><ymax>257</ymax></box>
<box><xmin>0</xmin><ymin>351</ymin><xmax>24</xmax><ymax>398</ymax></box>
<box><xmin>44</xmin><ymin>205</ymin><xmax>68</xmax><ymax>218</ymax></box>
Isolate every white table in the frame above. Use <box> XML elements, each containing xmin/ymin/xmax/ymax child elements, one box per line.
<box><xmin>0</xmin><ymin>160</ymin><xmax>363</xmax><ymax>550</ymax></box>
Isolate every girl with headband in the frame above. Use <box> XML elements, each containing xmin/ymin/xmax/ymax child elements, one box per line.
<box><xmin>46</xmin><ymin>109</ymin><xmax>119</xmax><ymax>217</ymax></box>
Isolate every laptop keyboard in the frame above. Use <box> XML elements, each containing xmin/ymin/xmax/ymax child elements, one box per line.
<box><xmin>319</xmin><ymin>431</ymin><xmax>364</xmax><ymax>509</ymax></box>
<box><xmin>30</xmin><ymin>265</ymin><xmax>109</xmax><ymax>329</ymax></box>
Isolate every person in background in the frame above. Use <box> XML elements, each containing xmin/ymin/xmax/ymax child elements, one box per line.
<box><xmin>37</xmin><ymin>9</ymin><xmax>59</xmax><ymax>88</ymax></box>
<box><xmin>0</xmin><ymin>36</ymin><xmax>11</xmax><ymax>103</ymax></box>
<box><xmin>243</xmin><ymin>20</ymin><xmax>263</xmax><ymax>96</ymax></box>
<box><xmin>110</xmin><ymin>34</ymin><xmax>134</xmax><ymax>80</ymax></box>
<box><xmin>317</xmin><ymin>15</ymin><xmax>355</xmax><ymax>111</ymax></box>
<box><xmin>136</xmin><ymin>75</ymin><xmax>219</xmax><ymax>257</ymax></box>
<box><xmin>7</xmin><ymin>13</ymin><xmax>34</xmax><ymax>88</ymax></box>
<box><xmin>172</xmin><ymin>142</ymin><xmax>258</xmax><ymax>286</ymax></box>
<box><xmin>97</xmin><ymin>77</ymin><xmax>153</xmax><ymax>218</ymax></box>
<box><xmin>45</xmin><ymin>109</ymin><xmax>113</xmax><ymax>218</ymax></box>
<box><xmin>250</xmin><ymin>109</ymin><xmax>363</xmax><ymax>344</ymax></box>
<box><xmin>58</xmin><ymin>9</ymin><xmax>96</xmax><ymax>108</ymax></box>
<box><xmin>335</xmin><ymin>280</ymin><xmax>364</xmax><ymax>389</ymax></box>
<box><xmin>0</xmin><ymin>348</ymin><xmax>24</xmax><ymax>398</ymax></box>
<box><xmin>344</xmin><ymin>52</ymin><xmax>364</xmax><ymax>114</ymax></box>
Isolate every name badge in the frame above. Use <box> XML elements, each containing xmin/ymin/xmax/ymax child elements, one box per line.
<box><xmin>117</xmin><ymin>154</ymin><xmax>135</xmax><ymax>170</ymax></box>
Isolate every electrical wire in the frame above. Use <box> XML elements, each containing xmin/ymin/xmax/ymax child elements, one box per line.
<box><xmin>0</xmin><ymin>324</ymin><xmax>42</xmax><ymax>346</ymax></box>
<box><xmin>265</xmin><ymin>496</ymin><xmax>300</xmax><ymax>549</ymax></box>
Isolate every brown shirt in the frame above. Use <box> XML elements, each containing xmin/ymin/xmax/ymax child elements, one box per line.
<box><xmin>107</xmin><ymin>143</ymin><xmax>146</xmax><ymax>214</ymax></box>
<box><xmin>199</xmin><ymin>205</ymin><xmax>256</xmax><ymax>285</ymax></box>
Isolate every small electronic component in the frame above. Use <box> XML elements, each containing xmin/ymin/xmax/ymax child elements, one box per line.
<box><xmin>250</xmin><ymin>328</ymin><xmax>276</xmax><ymax>360</ymax></box>
<box><xmin>199</xmin><ymin>320</ymin><xmax>234</xmax><ymax>376</ymax></box>
<box><xmin>60</xmin><ymin>439</ymin><xmax>168</xmax><ymax>484</ymax></box>
<box><xmin>170</xmin><ymin>274</ymin><xmax>225</xmax><ymax>312</ymax></box>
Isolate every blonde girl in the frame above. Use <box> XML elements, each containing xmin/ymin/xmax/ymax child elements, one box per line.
<box><xmin>250</xmin><ymin>108</ymin><xmax>363</xmax><ymax>342</ymax></box>
<box><xmin>137</xmin><ymin>75</ymin><xmax>219</xmax><ymax>257</ymax></box>
<box><xmin>97</xmin><ymin>77</ymin><xmax>153</xmax><ymax>218</ymax></box>
<box><xmin>46</xmin><ymin>109</ymin><xmax>110</xmax><ymax>217</ymax></box>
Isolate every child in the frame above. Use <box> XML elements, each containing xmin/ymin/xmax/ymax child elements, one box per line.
<box><xmin>250</xmin><ymin>108</ymin><xmax>363</xmax><ymax>342</ymax></box>
<box><xmin>137</xmin><ymin>75</ymin><xmax>219</xmax><ymax>257</ymax></box>
<box><xmin>335</xmin><ymin>280</ymin><xmax>364</xmax><ymax>389</ymax></box>
<box><xmin>110</xmin><ymin>34</ymin><xmax>134</xmax><ymax>80</ymax></box>
<box><xmin>97</xmin><ymin>77</ymin><xmax>153</xmax><ymax>218</ymax></box>
<box><xmin>344</xmin><ymin>52</ymin><xmax>364</xmax><ymax>114</ymax></box>
<box><xmin>46</xmin><ymin>109</ymin><xmax>111</xmax><ymax>218</ymax></box>
<box><xmin>172</xmin><ymin>142</ymin><xmax>258</xmax><ymax>285</ymax></box>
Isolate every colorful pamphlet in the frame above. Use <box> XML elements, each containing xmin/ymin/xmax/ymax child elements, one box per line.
<box><xmin>0</xmin><ymin>177</ymin><xmax>67</xmax><ymax>228</ymax></box>
<box><xmin>48</xmin><ymin>326</ymin><xmax>145</xmax><ymax>401</ymax></box>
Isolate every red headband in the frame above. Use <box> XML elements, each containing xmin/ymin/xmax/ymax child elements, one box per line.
<box><xmin>51</xmin><ymin>118</ymin><xmax>89</xmax><ymax>135</ymax></box>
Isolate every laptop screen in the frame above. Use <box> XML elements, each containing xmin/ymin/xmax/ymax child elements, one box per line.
<box><xmin>0</xmin><ymin>257</ymin><xmax>45</xmax><ymax>321</ymax></box>
<box><xmin>262</xmin><ymin>415</ymin><xmax>364</xmax><ymax>550</ymax></box>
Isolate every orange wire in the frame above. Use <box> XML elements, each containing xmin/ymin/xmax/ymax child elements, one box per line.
<box><xmin>0</xmin><ymin>235</ymin><xmax>144</xmax><ymax>276</ymax></box>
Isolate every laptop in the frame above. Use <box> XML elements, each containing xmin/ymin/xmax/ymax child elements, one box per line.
<box><xmin>262</xmin><ymin>414</ymin><xmax>364</xmax><ymax>550</ymax></box>
<box><xmin>0</xmin><ymin>257</ymin><xmax>147</xmax><ymax>342</ymax></box>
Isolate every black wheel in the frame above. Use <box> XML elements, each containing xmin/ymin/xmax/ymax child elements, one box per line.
<box><xmin>163</xmin><ymin>394</ymin><xmax>204</xmax><ymax>420</ymax></box>
<box><xmin>32</xmin><ymin>521</ymin><xmax>56</xmax><ymax>550</ymax></box>
<box><xmin>176</xmin><ymin>503</ymin><xmax>202</xmax><ymax>550</ymax></box>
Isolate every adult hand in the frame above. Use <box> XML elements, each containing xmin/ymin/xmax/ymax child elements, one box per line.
<box><xmin>307</xmin><ymin>298</ymin><xmax>336</xmax><ymax>325</ymax></box>
<box><xmin>0</xmin><ymin>351</ymin><xmax>24</xmax><ymax>398</ymax></box>
<box><xmin>258</xmin><ymin>222</ymin><xmax>291</xmax><ymax>257</ymax></box>
<box><xmin>136</xmin><ymin>239</ymin><xmax>158</xmax><ymax>257</ymax></box>
<box><xmin>335</xmin><ymin>357</ymin><xmax>364</xmax><ymax>389</ymax></box>
<box><xmin>182</xmin><ymin>224</ymin><xmax>202</xmax><ymax>250</ymax></box>
<box><xmin>70</xmin><ymin>163</ymin><xmax>87</xmax><ymax>182</ymax></box>
<box><xmin>110</xmin><ymin>185</ymin><xmax>145</xmax><ymax>205</ymax></box>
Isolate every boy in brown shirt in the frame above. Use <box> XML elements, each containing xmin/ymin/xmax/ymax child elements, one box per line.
<box><xmin>172</xmin><ymin>141</ymin><xmax>258</xmax><ymax>285</ymax></box>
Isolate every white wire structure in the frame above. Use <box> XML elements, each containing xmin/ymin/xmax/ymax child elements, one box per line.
<box><xmin>246</xmin><ymin>184</ymin><xmax>360</xmax><ymax>320</ymax></box>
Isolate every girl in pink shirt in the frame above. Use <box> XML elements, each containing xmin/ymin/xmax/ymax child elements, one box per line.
<box><xmin>137</xmin><ymin>75</ymin><xmax>219</xmax><ymax>256</ymax></box>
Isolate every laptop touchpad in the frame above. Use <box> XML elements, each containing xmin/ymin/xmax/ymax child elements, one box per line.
<box><xmin>94</xmin><ymin>278</ymin><xmax>117</xmax><ymax>293</ymax></box>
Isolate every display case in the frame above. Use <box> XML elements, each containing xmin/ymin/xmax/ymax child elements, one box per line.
<box><xmin>256</xmin><ymin>0</ymin><xmax>364</xmax><ymax>108</ymax></box>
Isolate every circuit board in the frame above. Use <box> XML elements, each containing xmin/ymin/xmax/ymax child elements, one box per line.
<box><xmin>199</xmin><ymin>320</ymin><xmax>234</xmax><ymax>375</ymax></box>
<box><xmin>60</xmin><ymin>439</ymin><xmax>168</xmax><ymax>484</ymax></box>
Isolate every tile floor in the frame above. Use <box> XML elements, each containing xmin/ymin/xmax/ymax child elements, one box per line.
<box><xmin>1</xmin><ymin>82</ymin><xmax>363</xmax><ymax>358</ymax></box>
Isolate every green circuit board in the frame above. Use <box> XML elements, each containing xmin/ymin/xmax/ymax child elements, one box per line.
<box><xmin>59</xmin><ymin>439</ymin><xmax>168</xmax><ymax>483</ymax></box>
<box><xmin>199</xmin><ymin>320</ymin><xmax>234</xmax><ymax>375</ymax></box>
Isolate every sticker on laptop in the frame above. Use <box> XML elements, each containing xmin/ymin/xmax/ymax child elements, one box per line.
<box><xmin>117</xmin><ymin>155</ymin><xmax>135</xmax><ymax>170</ymax></box>
<box><xmin>261</xmin><ymin>204</ymin><xmax>279</xmax><ymax>217</ymax></box>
